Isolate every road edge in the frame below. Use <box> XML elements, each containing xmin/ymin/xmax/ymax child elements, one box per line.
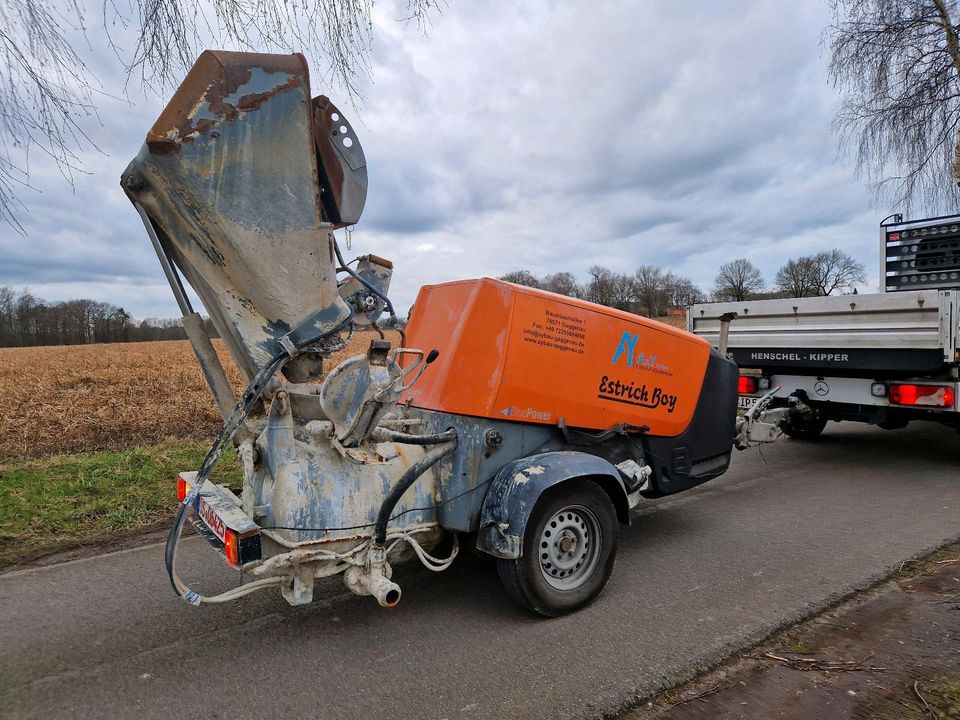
<box><xmin>578</xmin><ymin>530</ymin><xmax>960</xmax><ymax>720</ymax></box>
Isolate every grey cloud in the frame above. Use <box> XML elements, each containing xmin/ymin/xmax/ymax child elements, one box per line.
<box><xmin>2</xmin><ymin>0</ymin><xmax>885</xmax><ymax>321</ymax></box>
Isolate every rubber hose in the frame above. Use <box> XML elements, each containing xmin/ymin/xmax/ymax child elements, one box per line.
<box><xmin>374</xmin><ymin>438</ymin><xmax>458</xmax><ymax>544</ymax></box>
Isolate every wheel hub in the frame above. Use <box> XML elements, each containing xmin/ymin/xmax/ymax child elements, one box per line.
<box><xmin>538</xmin><ymin>504</ymin><xmax>601</xmax><ymax>590</ymax></box>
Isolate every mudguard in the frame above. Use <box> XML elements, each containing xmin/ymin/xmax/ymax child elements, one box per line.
<box><xmin>476</xmin><ymin>451</ymin><xmax>631</xmax><ymax>559</ymax></box>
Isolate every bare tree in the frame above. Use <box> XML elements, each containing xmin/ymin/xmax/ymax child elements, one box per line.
<box><xmin>633</xmin><ymin>265</ymin><xmax>670</xmax><ymax>317</ymax></box>
<box><xmin>499</xmin><ymin>270</ymin><xmax>541</xmax><ymax>288</ymax></box>
<box><xmin>775</xmin><ymin>256</ymin><xmax>819</xmax><ymax>297</ymax></box>
<box><xmin>713</xmin><ymin>258</ymin><xmax>765</xmax><ymax>301</ymax></box>
<box><xmin>609</xmin><ymin>273</ymin><xmax>638</xmax><ymax>312</ymax></box>
<box><xmin>665</xmin><ymin>275</ymin><xmax>705</xmax><ymax>308</ymax></box>
<box><xmin>0</xmin><ymin>285</ymin><xmax>14</xmax><ymax>345</ymax></box>
<box><xmin>0</xmin><ymin>0</ymin><xmax>442</xmax><ymax>231</ymax></box>
<box><xmin>808</xmin><ymin>249</ymin><xmax>867</xmax><ymax>295</ymax></box>
<box><xmin>776</xmin><ymin>250</ymin><xmax>866</xmax><ymax>296</ymax></box>
<box><xmin>829</xmin><ymin>0</ymin><xmax>960</xmax><ymax>208</ymax></box>
<box><xmin>632</xmin><ymin>265</ymin><xmax>704</xmax><ymax>316</ymax></box>
<box><xmin>541</xmin><ymin>271</ymin><xmax>583</xmax><ymax>298</ymax></box>
<box><xmin>585</xmin><ymin>266</ymin><xmax>619</xmax><ymax>307</ymax></box>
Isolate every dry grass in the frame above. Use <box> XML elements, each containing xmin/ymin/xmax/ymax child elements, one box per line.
<box><xmin>0</xmin><ymin>331</ymin><xmax>391</xmax><ymax>459</ymax></box>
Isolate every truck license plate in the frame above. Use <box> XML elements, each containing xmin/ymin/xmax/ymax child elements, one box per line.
<box><xmin>737</xmin><ymin>396</ymin><xmax>756</xmax><ymax>409</ymax></box>
<box><xmin>197</xmin><ymin>495</ymin><xmax>228</xmax><ymax>545</ymax></box>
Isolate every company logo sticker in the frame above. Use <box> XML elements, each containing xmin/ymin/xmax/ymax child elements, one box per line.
<box><xmin>500</xmin><ymin>406</ymin><xmax>552</xmax><ymax>421</ymax></box>
<box><xmin>612</xmin><ymin>331</ymin><xmax>672</xmax><ymax>375</ymax></box>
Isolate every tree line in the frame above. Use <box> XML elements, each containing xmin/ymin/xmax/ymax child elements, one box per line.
<box><xmin>0</xmin><ymin>286</ymin><xmax>204</xmax><ymax>347</ymax></box>
<box><xmin>499</xmin><ymin>248</ymin><xmax>867</xmax><ymax>315</ymax></box>
<box><xmin>712</xmin><ymin>249</ymin><xmax>866</xmax><ymax>301</ymax></box>
<box><xmin>1</xmin><ymin>247</ymin><xmax>866</xmax><ymax>346</ymax></box>
<box><xmin>499</xmin><ymin>267</ymin><xmax>705</xmax><ymax>316</ymax></box>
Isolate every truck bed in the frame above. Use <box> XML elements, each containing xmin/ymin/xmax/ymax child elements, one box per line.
<box><xmin>688</xmin><ymin>289</ymin><xmax>955</xmax><ymax>374</ymax></box>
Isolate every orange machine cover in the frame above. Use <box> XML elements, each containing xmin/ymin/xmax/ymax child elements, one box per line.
<box><xmin>402</xmin><ymin>278</ymin><xmax>712</xmax><ymax>437</ymax></box>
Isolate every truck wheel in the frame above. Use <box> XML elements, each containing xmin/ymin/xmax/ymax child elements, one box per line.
<box><xmin>496</xmin><ymin>479</ymin><xmax>618</xmax><ymax>617</ymax></box>
<box><xmin>781</xmin><ymin>416</ymin><xmax>828</xmax><ymax>439</ymax></box>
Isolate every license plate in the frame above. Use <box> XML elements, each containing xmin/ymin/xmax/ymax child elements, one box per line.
<box><xmin>197</xmin><ymin>495</ymin><xmax>228</xmax><ymax>545</ymax></box>
<box><xmin>737</xmin><ymin>396</ymin><xmax>757</xmax><ymax>409</ymax></box>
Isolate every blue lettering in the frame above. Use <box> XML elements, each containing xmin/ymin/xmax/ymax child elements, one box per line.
<box><xmin>612</xmin><ymin>332</ymin><xmax>638</xmax><ymax>366</ymax></box>
<box><xmin>635</xmin><ymin>352</ymin><xmax>658</xmax><ymax>368</ymax></box>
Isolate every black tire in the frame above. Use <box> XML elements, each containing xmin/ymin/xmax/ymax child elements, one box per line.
<box><xmin>781</xmin><ymin>415</ymin><xmax>828</xmax><ymax>439</ymax></box>
<box><xmin>496</xmin><ymin>479</ymin><xmax>618</xmax><ymax>617</ymax></box>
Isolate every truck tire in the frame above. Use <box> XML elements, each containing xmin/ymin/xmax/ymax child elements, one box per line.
<box><xmin>781</xmin><ymin>415</ymin><xmax>828</xmax><ymax>439</ymax></box>
<box><xmin>496</xmin><ymin>479</ymin><xmax>618</xmax><ymax>617</ymax></box>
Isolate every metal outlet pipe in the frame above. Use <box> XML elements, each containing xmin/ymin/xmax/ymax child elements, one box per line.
<box><xmin>718</xmin><ymin>311</ymin><xmax>738</xmax><ymax>356</ymax></box>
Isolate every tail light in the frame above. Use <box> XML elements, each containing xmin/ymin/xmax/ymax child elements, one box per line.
<box><xmin>223</xmin><ymin>529</ymin><xmax>240</xmax><ymax>566</ymax></box>
<box><xmin>177</xmin><ymin>475</ymin><xmax>192</xmax><ymax>503</ymax></box>
<box><xmin>738</xmin><ymin>376</ymin><xmax>758</xmax><ymax>394</ymax></box>
<box><xmin>888</xmin><ymin>384</ymin><xmax>955</xmax><ymax>408</ymax></box>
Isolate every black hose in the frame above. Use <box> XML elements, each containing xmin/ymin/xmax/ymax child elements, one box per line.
<box><xmin>376</xmin><ymin>427</ymin><xmax>457</xmax><ymax>445</ymax></box>
<box><xmin>374</xmin><ymin>438</ymin><xmax>458</xmax><ymax>544</ymax></box>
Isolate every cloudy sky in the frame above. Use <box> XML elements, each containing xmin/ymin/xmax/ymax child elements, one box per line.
<box><xmin>1</xmin><ymin>0</ymin><xmax>889</xmax><ymax>320</ymax></box>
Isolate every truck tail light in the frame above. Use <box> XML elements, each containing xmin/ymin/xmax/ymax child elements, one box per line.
<box><xmin>223</xmin><ymin>529</ymin><xmax>240</xmax><ymax>566</ymax></box>
<box><xmin>888</xmin><ymin>384</ymin><xmax>955</xmax><ymax>408</ymax></box>
<box><xmin>738</xmin><ymin>376</ymin><xmax>758</xmax><ymax>394</ymax></box>
<box><xmin>177</xmin><ymin>475</ymin><xmax>192</xmax><ymax>503</ymax></box>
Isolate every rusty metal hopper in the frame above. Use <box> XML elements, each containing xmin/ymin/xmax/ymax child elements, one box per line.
<box><xmin>122</xmin><ymin>51</ymin><xmax>368</xmax><ymax>382</ymax></box>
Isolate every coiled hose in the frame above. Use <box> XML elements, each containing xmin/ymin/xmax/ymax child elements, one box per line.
<box><xmin>165</xmin><ymin>352</ymin><xmax>289</xmax><ymax>604</ymax></box>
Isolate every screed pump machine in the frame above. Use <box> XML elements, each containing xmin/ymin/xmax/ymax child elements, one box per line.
<box><xmin>122</xmin><ymin>51</ymin><xmax>783</xmax><ymax>616</ymax></box>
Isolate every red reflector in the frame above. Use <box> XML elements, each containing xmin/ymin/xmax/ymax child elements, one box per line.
<box><xmin>889</xmin><ymin>232</ymin><xmax>900</xmax><ymax>241</ymax></box>
<box><xmin>889</xmin><ymin>384</ymin><xmax>955</xmax><ymax>408</ymax></box>
<box><xmin>177</xmin><ymin>476</ymin><xmax>191</xmax><ymax>503</ymax></box>
<box><xmin>224</xmin><ymin>530</ymin><xmax>240</xmax><ymax>566</ymax></box>
<box><xmin>738</xmin><ymin>376</ymin><xmax>758</xmax><ymax>394</ymax></box>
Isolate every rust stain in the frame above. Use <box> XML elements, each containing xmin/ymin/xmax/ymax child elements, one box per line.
<box><xmin>236</xmin><ymin>73</ymin><xmax>302</xmax><ymax>111</ymax></box>
<box><xmin>146</xmin><ymin>50</ymin><xmax>308</xmax><ymax>155</ymax></box>
<box><xmin>312</xmin><ymin>95</ymin><xmax>346</xmax><ymax>202</ymax></box>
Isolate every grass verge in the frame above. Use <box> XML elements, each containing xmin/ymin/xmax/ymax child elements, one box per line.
<box><xmin>0</xmin><ymin>439</ymin><xmax>240</xmax><ymax>568</ymax></box>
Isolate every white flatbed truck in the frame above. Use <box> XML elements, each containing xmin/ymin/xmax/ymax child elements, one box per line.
<box><xmin>689</xmin><ymin>213</ymin><xmax>960</xmax><ymax>437</ymax></box>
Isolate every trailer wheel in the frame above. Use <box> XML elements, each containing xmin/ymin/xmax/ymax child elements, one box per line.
<box><xmin>781</xmin><ymin>415</ymin><xmax>828</xmax><ymax>439</ymax></box>
<box><xmin>496</xmin><ymin>479</ymin><xmax>618</xmax><ymax>617</ymax></box>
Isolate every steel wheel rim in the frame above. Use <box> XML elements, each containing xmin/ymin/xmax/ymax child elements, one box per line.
<box><xmin>537</xmin><ymin>504</ymin><xmax>601</xmax><ymax>590</ymax></box>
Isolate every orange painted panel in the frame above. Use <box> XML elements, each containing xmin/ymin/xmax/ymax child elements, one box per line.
<box><xmin>403</xmin><ymin>278</ymin><xmax>712</xmax><ymax>437</ymax></box>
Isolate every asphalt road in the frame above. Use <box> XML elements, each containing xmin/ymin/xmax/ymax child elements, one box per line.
<box><xmin>3</xmin><ymin>422</ymin><xmax>960</xmax><ymax>720</ymax></box>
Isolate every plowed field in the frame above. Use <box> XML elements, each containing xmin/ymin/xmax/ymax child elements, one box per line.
<box><xmin>0</xmin><ymin>332</ymin><xmax>388</xmax><ymax>459</ymax></box>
